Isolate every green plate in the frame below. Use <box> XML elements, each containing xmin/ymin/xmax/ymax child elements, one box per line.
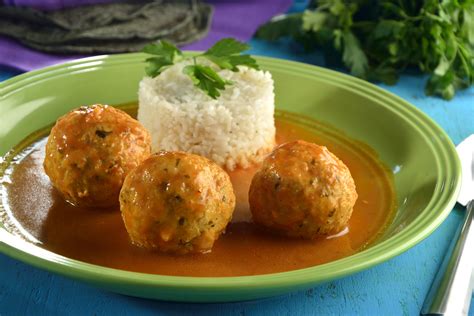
<box><xmin>0</xmin><ymin>54</ymin><xmax>461</xmax><ymax>302</ymax></box>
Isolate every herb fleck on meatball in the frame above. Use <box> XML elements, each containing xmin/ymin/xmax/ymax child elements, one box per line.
<box><xmin>120</xmin><ymin>151</ymin><xmax>236</xmax><ymax>254</ymax></box>
<box><xmin>249</xmin><ymin>140</ymin><xmax>357</xmax><ymax>239</ymax></box>
<box><xmin>43</xmin><ymin>104</ymin><xmax>151</xmax><ymax>208</ymax></box>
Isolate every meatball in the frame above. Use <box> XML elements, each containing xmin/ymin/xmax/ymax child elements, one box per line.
<box><xmin>44</xmin><ymin>104</ymin><xmax>151</xmax><ymax>208</ymax></box>
<box><xmin>119</xmin><ymin>151</ymin><xmax>236</xmax><ymax>254</ymax></box>
<box><xmin>249</xmin><ymin>140</ymin><xmax>357</xmax><ymax>239</ymax></box>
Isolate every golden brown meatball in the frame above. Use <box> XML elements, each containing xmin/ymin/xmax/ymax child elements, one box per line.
<box><xmin>44</xmin><ymin>104</ymin><xmax>151</xmax><ymax>208</ymax></box>
<box><xmin>119</xmin><ymin>151</ymin><xmax>236</xmax><ymax>254</ymax></box>
<box><xmin>249</xmin><ymin>140</ymin><xmax>357</xmax><ymax>239</ymax></box>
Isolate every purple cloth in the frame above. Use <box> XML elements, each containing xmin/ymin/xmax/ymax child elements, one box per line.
<box><xmin>3</xmin><ymin>0</ymin><xmax>113</xmax><ymax>10</ymax></box>
<box><xmin>0</xmin><ymin>0</ymin><xmax>292</xmax><ymax>71</ymax></box>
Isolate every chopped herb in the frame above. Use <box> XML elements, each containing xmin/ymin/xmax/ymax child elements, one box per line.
<box><xmin>274</xmin><ymin>181</ymin><xmax>281</xmax><ymax>190</ymax></box>
<box><xmin>95</xmin><ymin>130</ymin><xmax>111</xmax><ymax>138</ymax></box>
<box><xmin>160</xmin><ymin>182</ymin><xmax>170</xmax><ymax>192</ymax></box>
<box><xmin>142</xmin><ymin>38</ymin><xmax>259</xmax><ymax>99</ymax></box>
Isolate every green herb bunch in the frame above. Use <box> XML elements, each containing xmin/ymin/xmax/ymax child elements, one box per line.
<box><xmin>142</xmin><ymin>38</ymin><xmax>259</xmax><ymax>99</ymax></box>
<box><xmin>257</xmin><ymin>0</ymin><xmax>474</xmax><ymax>99</ymax></box>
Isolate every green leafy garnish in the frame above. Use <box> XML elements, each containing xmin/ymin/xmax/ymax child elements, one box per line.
<box><xmin>142</xmin><ymin>41</ymin><xmax>183</xmax><ymax>77</ymax></box>
<box><xmin>256</xmin><ymin>0</ymin><xmax>474</xmax><ymax>100</ymax></box>
<box><xmin>183</xmin><ymin>65</ymin><xmax>233</xmax><ymax>99</ymax></box>
<box><xmin>142</xmin><ymin>38</ymin><xmax>259</xmax><ymax>99</ymax></box>
<box><xmin>204</xmin><ymin>38</ymin><xmax>250</xmax><ymax>57</ymax></box>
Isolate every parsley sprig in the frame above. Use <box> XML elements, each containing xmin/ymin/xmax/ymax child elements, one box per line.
<box><xmin>256</xmin><ymin>0</ymin><xmax>474</xmax><ymax>100</ymax></box>
<box><xmin>142</xmin><ymin>38</ymin><xmax>259</xmax><ymax>99</ymax></box>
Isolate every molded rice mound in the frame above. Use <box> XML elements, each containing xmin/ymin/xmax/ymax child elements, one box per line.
<box><xmin>137</xmin><ymin>61</ymin><xmax>275</xmax><ymax>170</ymax></box>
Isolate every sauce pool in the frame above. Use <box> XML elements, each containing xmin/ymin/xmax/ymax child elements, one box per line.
<box><xmin>0</xmin><ymin>109</ymin><xmax>396</xmax><ymax>277</ymax></box>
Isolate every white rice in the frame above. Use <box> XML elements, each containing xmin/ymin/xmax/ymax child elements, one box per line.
<box><xmin>137</xmin><ymin>60</ymin><xmax>275</xmax><ymax>170</ymax></box>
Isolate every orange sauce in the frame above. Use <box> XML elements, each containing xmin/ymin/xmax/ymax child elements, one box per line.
<box><xmin>0</xmin><ymin>110</ymin><xmax>395</xmax><ymax>277</ymax></box>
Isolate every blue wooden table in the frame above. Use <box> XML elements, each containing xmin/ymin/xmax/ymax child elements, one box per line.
<box><xmin>1</xmin><ymin>37</ymin><xmax>473</xmax><ymax>316</ymax></box>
